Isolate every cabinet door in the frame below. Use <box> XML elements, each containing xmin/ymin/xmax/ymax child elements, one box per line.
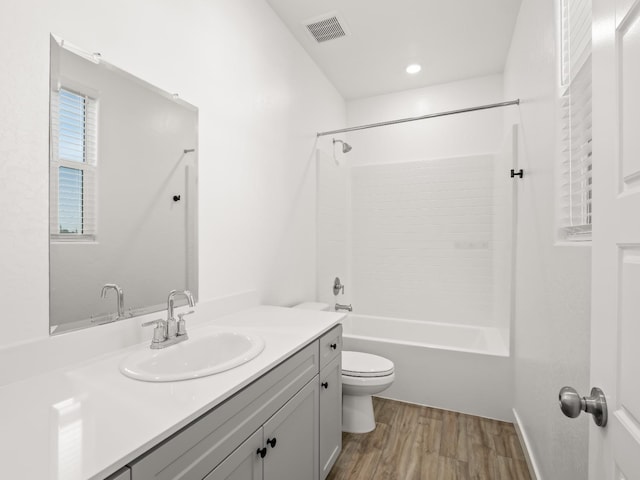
<box><xmin>204</xmin><ymin>429</ymin><xmax>263</xmax><ymax>480</ymax></box>
<box><xmin>319</xmin><ymin>356</ymin><xmax>342</xmax><ymax>480</ymax></box>
<box><xmin>263</xmin><ymin>380</ymin><xmax>319</xmax><ymax>480</ymax></box>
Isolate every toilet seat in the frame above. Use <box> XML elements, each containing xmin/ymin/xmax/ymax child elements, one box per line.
<box><xmin>342</xmin><ymin>351</ymin><xmax>394</xmax><ymax>378</ymax></box>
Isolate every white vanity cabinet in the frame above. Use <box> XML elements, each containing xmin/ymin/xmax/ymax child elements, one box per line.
<box><xmin>125</xmin><ymin>326</ymin><xmax>342</xmax><ymax>480</ymax></box>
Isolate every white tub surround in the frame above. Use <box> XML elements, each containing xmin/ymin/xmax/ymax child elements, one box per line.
<box><xmin>342</xmin><ymin>314</ymin><xmax>512</xmax><ymax>421</ymax></box>
<box><xmin>0</xmin><ymin>306</ymin><xmax>343</xmax><ymax>480</ymax></box>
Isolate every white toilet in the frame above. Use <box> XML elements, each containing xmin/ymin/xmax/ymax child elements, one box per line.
<box><xmin>294</xmin><ymin>302</ymin><xmax>395</xmax><ymax>434</ymax></box>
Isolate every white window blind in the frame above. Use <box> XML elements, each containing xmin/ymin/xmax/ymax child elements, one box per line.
<box><xmin>50</xmin><ymin>87</ymin><xmax>98</xmax><ymax>240</ymax></box>
<box><xmin>559</xmin><ymin>0</ymin><xmax>592</xmax><ymax>240</ymax></box>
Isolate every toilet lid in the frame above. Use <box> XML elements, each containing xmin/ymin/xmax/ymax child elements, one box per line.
<box><xmin>342</xmin><ymin>351</ymin><xmax>394</xmax><ymax>378</ymax></box>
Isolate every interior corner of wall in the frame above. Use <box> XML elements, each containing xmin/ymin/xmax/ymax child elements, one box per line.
<box><xmin>512</xmin><ymin>408</ymin><xmax>543</xmax><ymax>480</ymax></box>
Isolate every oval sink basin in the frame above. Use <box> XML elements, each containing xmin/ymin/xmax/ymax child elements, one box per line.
<box><xmin>120</xmin><ymin>331</ymin><xmax>265</xmax><ymax>382</ymax></box>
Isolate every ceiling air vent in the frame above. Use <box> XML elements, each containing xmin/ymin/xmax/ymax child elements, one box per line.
<box><xmin>303</xmin><ymin>12</ymin><xmax>350</xmax><ymax>44</ymax></box>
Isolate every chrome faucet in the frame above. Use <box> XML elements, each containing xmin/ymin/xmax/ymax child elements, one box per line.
<box><xmin>335</xmin><ymin>303</ymin><xmax>353</xmax><ymax>312</ymax></box>
<box><xmin>143</xmin><ymin>289</ymin><xmax>195</xmax><ymax>349</ymax></box>
<box><xmin>167</xmin><ymin>290</ymin><xmax>195</xmax><ymax>339</ymax></box>
<box><xmin>101</xmin><ymin>283</ymin><xmax>125</xmax><ymax>319</ymax></box>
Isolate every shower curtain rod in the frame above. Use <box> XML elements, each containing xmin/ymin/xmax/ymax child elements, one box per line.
<box><xmin>316</xmin><ymin>99</ymin><xmax>520</xmax><ymax>137</ymax></box>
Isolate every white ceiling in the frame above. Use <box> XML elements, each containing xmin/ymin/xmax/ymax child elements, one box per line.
<box><xmin>265</xmin><ymin>0</ymin><xmax>522</xmax><ymax>99</ymax></box>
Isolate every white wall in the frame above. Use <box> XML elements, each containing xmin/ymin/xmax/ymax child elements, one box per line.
<box><xmin>0</xmin><ymin>0</ymin><xmax>345</xmax><ymax>349</ymax></box>
<box><xmin>346</xmin><ymin>74</ymin><xmax>506</xmax><ymax>167</ymax></box>
<box><xmin>492</xmin><ymin>125</ymin><xmax>517</xmax><ymax>344</ymax></box>
<box><xmin>316</xmin><ymin>150</ymin><xmax>350</xmax><ymax>307</ymax></box>
<box><xmin>504</xmin><ymin>0</ymin><xmax>591</xmax><ymax>478</ymax></box>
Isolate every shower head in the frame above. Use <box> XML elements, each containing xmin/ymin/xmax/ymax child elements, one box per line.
<box><xmin>333</xmin><ymin>138</ymin><xmax>352</xmax><ymax>154</ymax></box>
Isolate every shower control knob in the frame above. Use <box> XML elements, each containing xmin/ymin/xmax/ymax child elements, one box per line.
<box><xmin>559</xmin><ymin>386</ymin><xmax>608</xmax><ymax>427</ymax></box>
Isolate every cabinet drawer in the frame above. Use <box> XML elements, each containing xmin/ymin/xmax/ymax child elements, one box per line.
<box><xmin>319</xmin><ymin>325</ymin><xmax>342</xmax><ymax>370</ymax></box>
<box><xmin>129</xmin><ymin>341</ymin><xmax>319</xmax><ymax>480</ymax></box>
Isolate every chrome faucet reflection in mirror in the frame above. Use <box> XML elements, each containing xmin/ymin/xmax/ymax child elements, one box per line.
<box><xmin>142</xmin><ymin>290</ymin><xmax>196</xmax><ymax>349</ymax></box>
<box><xmin>100</xmin><ymin>283</ymin><xmax>125</xmax><ymax>320</ymax></box>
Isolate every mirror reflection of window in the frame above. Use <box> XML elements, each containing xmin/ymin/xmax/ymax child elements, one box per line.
<box><xmin>51</xmin><ymin>86</ymin><xmax>97</xmax><ymax>240</ymax></box>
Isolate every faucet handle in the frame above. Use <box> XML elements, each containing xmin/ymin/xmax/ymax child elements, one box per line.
<box><xmin>142</xmin><ymin>319</ymin><xmax>166</xmax><ymax>344</ymax></box>
<box><xmin>177</xmin><ymin>310</ymin><xmax>195</xmax><ymax>336</ymax></box>
<box><xmin>142</xmin><ymin>318</ymin><xmax>164</xmax><ymax>327</ymax></box>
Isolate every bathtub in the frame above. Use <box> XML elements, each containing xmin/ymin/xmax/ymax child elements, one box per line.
<box><xmin>341</xmin><ymin>314</ymin><xmax>512</xmax><ymax>421</ymax></box>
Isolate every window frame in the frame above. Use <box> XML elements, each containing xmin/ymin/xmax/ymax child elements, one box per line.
<box><xmin>50</xmin><ymin>80</ymin><xmax>99</xmax><ymax>242</ymax></box>
<box><xmin>557</xmin><ymin>0</ymin><xmax>593</xmax><ymax>242</ymax></box>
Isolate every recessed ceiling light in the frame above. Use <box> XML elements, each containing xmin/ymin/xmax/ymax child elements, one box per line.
<box><xmin>406</xmin><ymin>64</ymin><xmax>422</xmax><ymax>74</ymax></box>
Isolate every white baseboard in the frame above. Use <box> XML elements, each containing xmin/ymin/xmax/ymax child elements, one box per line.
<box><xmin>513</xmin><ymin>408</ymin><xmax>542</xmax><ymax>480</ymax></box>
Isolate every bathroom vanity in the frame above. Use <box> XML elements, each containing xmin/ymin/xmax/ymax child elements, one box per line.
<box><xmin>122</xmin><ymin>324</ymin><xmax>343</xmax><ymax>480</ymax></box>
<box><xmin>0</xmin><ymin>306</ymin><xmax>343</xmax><ymax>480</ymax></box>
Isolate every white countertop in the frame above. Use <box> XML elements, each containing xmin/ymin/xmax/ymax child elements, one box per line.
<box><xmin>0</xmin><ymin>306</ymin><xmax>343</xmax><ymax>480</ymax></box>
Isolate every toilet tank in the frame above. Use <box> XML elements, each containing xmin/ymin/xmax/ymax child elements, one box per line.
<box><xmin>293</xmin><ymin>302</ymin><xmax>331</xmax><ymax>312</ymax></box>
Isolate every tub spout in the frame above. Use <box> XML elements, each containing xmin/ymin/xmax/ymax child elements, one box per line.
<box><xmin>335</xmin><ymin>303</ymin><xmax>353</xmax><ymax>312</ymax></box>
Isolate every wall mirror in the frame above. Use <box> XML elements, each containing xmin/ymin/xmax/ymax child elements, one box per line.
<box><xmin>49</xmin><ymin>35</ymin><xmax>198</xmax><ymax>334</ymax></box>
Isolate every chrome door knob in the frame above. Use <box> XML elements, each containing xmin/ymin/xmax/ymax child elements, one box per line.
<box><xmin>559</xmin><ymin>386</ymin><xmax>583</xmax><ymax>418</ymax></box>
<box><xmin>558</xmin><ymin>386</ymin><xmax>608</xmax><ymax>427</ymax></box>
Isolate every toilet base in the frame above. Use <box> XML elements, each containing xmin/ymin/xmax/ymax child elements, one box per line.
<box><xmin>342</xmin><ymin>394</ymin><xmax>376</xmax><ymax>433</ymax></box>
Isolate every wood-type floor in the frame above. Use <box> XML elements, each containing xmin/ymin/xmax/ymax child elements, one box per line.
<box><xmin>327</xmin><ymin>398</ymin><xmax>531</xmax><ymax>480</ymax></box>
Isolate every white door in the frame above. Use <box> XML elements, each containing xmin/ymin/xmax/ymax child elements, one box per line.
<box><xmin>591</xmin><ymin>0</ymin><xmax>640</xmax><ymax>478</ymax></box>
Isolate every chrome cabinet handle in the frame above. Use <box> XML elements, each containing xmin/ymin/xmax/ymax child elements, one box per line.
<box><xmin>559</xmin><ymin>386</ymin><xmax>608</xmax><ymax>427</ymax></box>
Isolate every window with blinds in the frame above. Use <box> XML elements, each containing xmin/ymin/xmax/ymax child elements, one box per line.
<box><xmin>559</xmin><ymin>0</ymin><xmax>592</xmax><ymax>241</ymax></box>
<box><xmin>50</xmin><ymin>87</ymin><xmax>98</xmax><ymax>240</ymax></box>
